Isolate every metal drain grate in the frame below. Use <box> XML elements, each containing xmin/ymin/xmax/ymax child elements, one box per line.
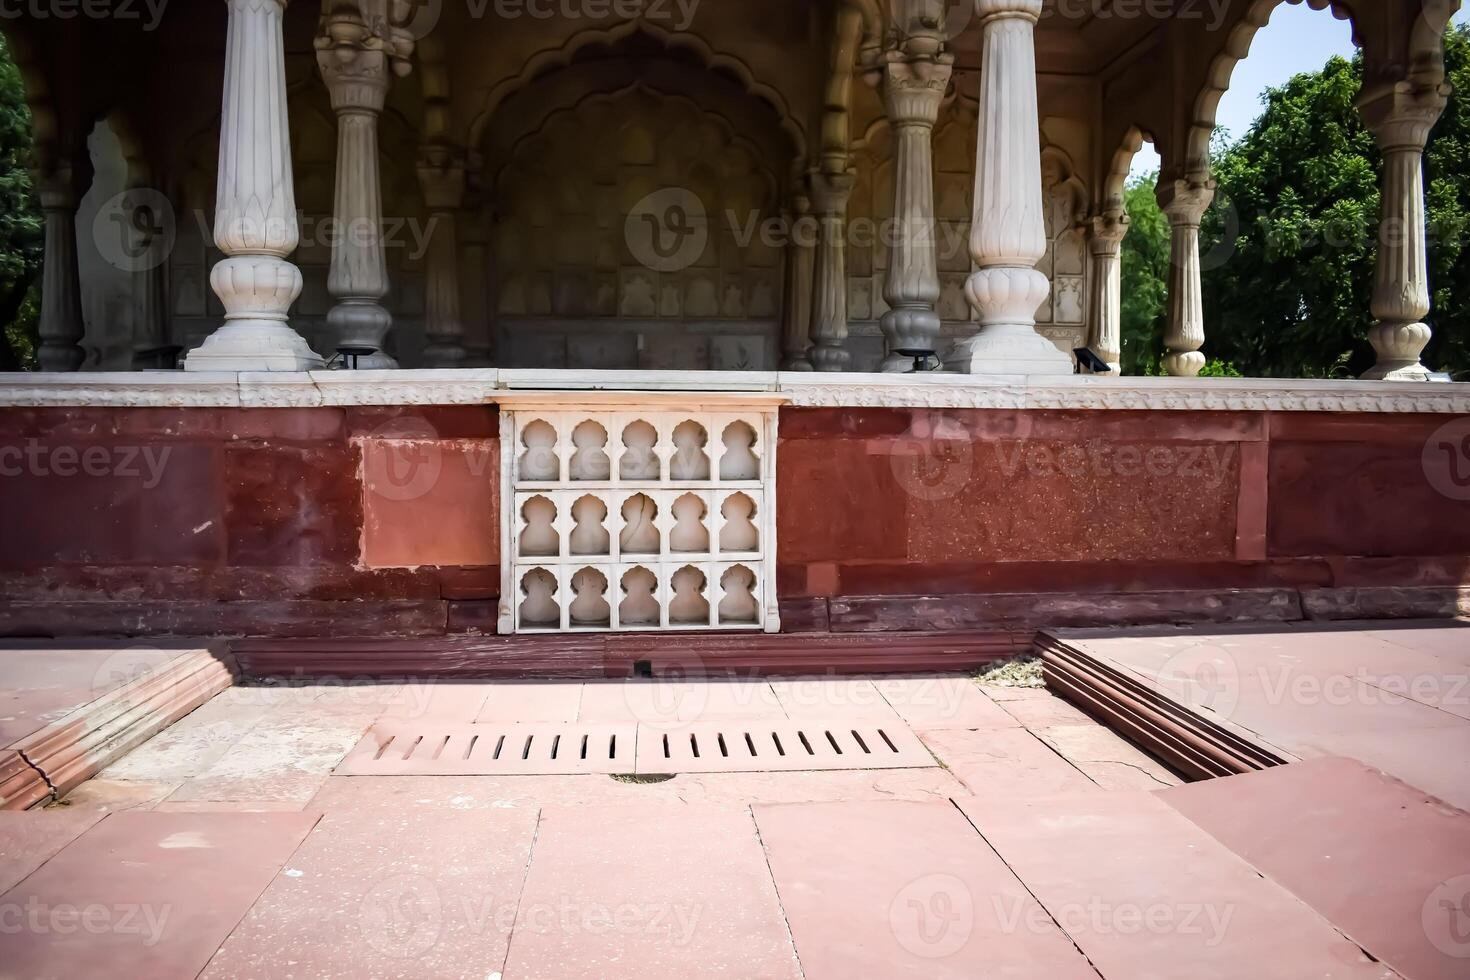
<box><xmin>335</xmin><ymin>722</ymin><xmax>637</xmax><ymax>776</ymax></box>
<box><xmin>634</xmin><ymin>721</ymin><xmax>934</xmax><ymax>774</ymax></box>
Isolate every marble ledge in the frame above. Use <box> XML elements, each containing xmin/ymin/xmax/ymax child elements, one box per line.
<box><xmin>0</xmin><ymin>369</ymin><xmax>1468</xmax><ymax>414</ymax></box>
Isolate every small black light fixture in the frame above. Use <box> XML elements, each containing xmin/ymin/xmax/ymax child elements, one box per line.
<box><xmin>893</xmin><ymin>347</ymin><xmax>940</xmax><ymax>373</ymax></box>
<box><xmin>1074</xmin><ymin>347</ymin><xmax>1112</xmax><ymax>374</ymax></box>
<box><xmin>331</xmin><ymin>345</ymin><xmax>379</xmax><ymax>370</ymax></box>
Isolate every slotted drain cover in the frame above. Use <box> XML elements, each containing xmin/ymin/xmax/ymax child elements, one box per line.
<box><xmin>337</xmin><ymin>720</ymin><xmax>936</xmax><ymax>776</ymax></box>
<box><xmin>635</xmin><ymin>721</ymin><xmax>934</xmax><ymax>774</ymax></box>
<box><xmin>335</xmin><ymin>722</ymin><xmax>637</xmax><ymax>775</ymax></box>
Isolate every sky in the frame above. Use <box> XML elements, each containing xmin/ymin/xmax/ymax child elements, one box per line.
<box><xmin>1129</xmin><ymin>6</ymin><xmax>1470</xmax><ymax>178</ymax></box>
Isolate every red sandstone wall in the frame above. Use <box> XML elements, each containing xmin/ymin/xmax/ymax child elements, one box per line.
<box><xmin>0</xmin><ymin>406</ymin><xmax>500</xmax><ymax>636</ymax></box>
<box><xmin>1</xmin><ymin>404</ymin><xmax>1465</xmax><ymax>637</ymax></box>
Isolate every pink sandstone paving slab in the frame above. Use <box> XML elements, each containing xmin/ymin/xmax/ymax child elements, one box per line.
<box><xmin>53</xmin><ymin>777</ymin><xmax>176</xmax><ymax>812</ymax></box>
<box><xmin>872</xmin><ymin>675</ymin><xmax>1020</xmax><ymax>730</ymax></box>
<box><xmin>201</xmin><ymin>808</ymin><xmax>540</xmax><ymax>979</ymax></box>
<box><xmin>993</xmin><ymin>692</ymin><xmax>1099</xmax><ymax>729</ymax></box>
<box><xmin>1363</xmin><ymin>624</ymin><xmax>1470</xmax><ymax>670</ymax></box>
<box><xmin>97</xmin><ymin>696</ymin><xmax>275</xmax><ymax>785</ymax></box>
<box><xmin>980</xmin><ymin>685</ymin><xmax>1054</xmax><ymax>701</ymax></box>
<box><xmin>305</xmin><ymin>766</ymin><xmax>971</xmax><ymax>811</ymax></box>
<box><xmin>501</xmin><ymin>804</ymin><xmax>801</xmax><ymax>980</ymax></box>
<box><xmin>918</xmin><ymin>728</ymin><xmax>1097</xmax><ymax>797</ymax></box>
<box><xmin>0</xmin><ymin>810</ymin><xmax>319</xmax><ymax>978</ymax></box>
<box><xmin>1161</xmin><ymin>756</ymin><xmax>1470</xmax><ymax>980</ymax></box>
<box><xmin>0</xmin><ymin>809</ymin><xmax>105</xmax><ymax>893</ymax></box>
<box><xmin>378</xmin><ymin>682</ymin><xmax>495</xmax><ymax>722</ymax></box>
<box><xmin>754</xmin><ymin>800</ymin><xmax>1097</xmax><ymax>979</ymax></box>
<box><xmin>769</xmin><ymin>677</ymin><xmax>901</xmax><ymax>721</ymax></box>
<box><xmin>577</xmin><ymin>679</ymin><xmax>786</xmax><ymax>725</ymax></box>
<box><xmin>476</xmin><ymin>681</ymin><xmax>585</xmax><ymax>722</ymax></box>
<box><xmin>1299</xmin><ymin>725</ymin><xmax>1470</xmax><ymax>810</ymax></box>
<box><xmin>955</xmin><ymin>791</ymin><xmax>1394</xmax><ymax>980</ymax></box>
<box><xmin>1030</xmin><ymin>725</ymin><xmax>1181</xmax><ymax>790</ymax></box>
<box><xmin>165</xmin><ymin>716</ymin><xmax>370</xmax><ymax>805</ymax></box>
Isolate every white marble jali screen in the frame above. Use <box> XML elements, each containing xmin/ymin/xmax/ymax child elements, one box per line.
<box><xmin>499</xmin><ymin>401</ymin><xmax>780</xmax><ymax>634</ymax></box>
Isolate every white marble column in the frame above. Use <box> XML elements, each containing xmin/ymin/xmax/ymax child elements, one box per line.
<box><xmin>187</xmin><ymin>0</ymin><xmax>323</xmax><ymax>372</ymax></box>
<box><xmin>34</xmin><ymin>165</ymin><xmax>86</xmax><ymax>371</ymax></box>
<box><xmin>1087</xmin><ymin>208</ymin><xmax>1129</xmax><ymax>373</ymax></box>
<box><xmin>878</xmin><ymin>52</ymin><xmax>952</xmax><ymax>372</ymax></box>
<box><xmin>1359</xmin><ymin>79</ymin><xmax>1449</xmax><ymax>380</ymax></box>
<box><xmin>779</xmin><ymin>191</ymin><xmax>816</xmax><ymax>370</ymax></box>
<box><xmin>947</xmin><ymin>0</ymin><xmax>1071</xmax><ymax>375</ymax></box>
<box><xmin>808</xmin><ymin>168</ymin><xmax>856</xmax><ymax>372</ymax></box>
<box><xmin>317</xmin><ymin>13</ymin><xmax>395</xmax><ymax>368</ymax></box>
<box><xmin>1157</xmin><ymin>178</ymin><xmax>1214</xmax><ymax>378</ymax></box>
<box><xmin>417</xmin><ymin>148</ymin><xmax>467</xmax><ymax>367</ymax></box>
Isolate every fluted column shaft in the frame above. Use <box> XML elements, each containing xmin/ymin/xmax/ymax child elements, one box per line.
<box><xmin>35</xmin><ymin>168</ymin><xmax>85</xmax><ymax>371</ymax></box>
<box><xmin>1087</xmin><ymin>209</ymin><xmax>1128</xmax><ymax>373</ymax></box>
<box><xmin>187</xmin><ymin>0</ymin><xmax>322</xmax><ymax>372</ymax></box>
<box><xmin>1158</xmin><ymin>178</ymin><xmax>1214</xmax><ymax>378</ymax></box>
<box><xmin>418</xmin><ymin>149</ymin><xmax>467</xmax><ymax>367</ymax></box>
<box><xmin>779</xmin><ymin>193</ymin><xmax>816</xmax><ymax>370</ymax></box>
<box><xmin>947</xmin><ymin>0</ymin><xmax>1071</xmax><ymax>375</ymax></box>
<box><xmin>878</xmin><ymin>53</ymin><xmax>951</xmax><ymax>372</ymax></box>
<box><xmin>808</xmin><ymin>169</ymin><xmax>855</xmax><ymax>372</ymax></box>
<box><xmin>319</xmin><ymin>38</ymin><xmax>395</xmax><ymax>367</ymax></box>
<box><xmin>1359</xmin><ymin>79</ymin><xmax>1449</xmax><ymax>380</ymax></box>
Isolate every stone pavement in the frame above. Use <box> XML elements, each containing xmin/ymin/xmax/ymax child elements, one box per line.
<box><xmin>0</xmin><ymin>635</ymin><xmax>1466</xmax><ymax>978</ymax></box>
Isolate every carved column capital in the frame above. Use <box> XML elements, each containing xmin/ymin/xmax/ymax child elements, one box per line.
<box><xmin>1088</xmin><ymin>209</ymin><xmax>1130</xmax><ymax>255</ymax></box>
<box><xmin>1157</xmin><ymin>178</ymin><xmax>1215</xmax><ymax>228</ymax></box>
<box><xmin>417</xmin><ymin>144</ymin><xmax>467</xmax><ymax>212</ymax></box>
<box><xmin>973</xmin><ymin>0</ymin><xmax>1043</xmax><ymax>24</ymax></box>
<box><xmin>315</xmin><ymin>36</ymin><xmax>390</xmax><ymax>114</ymax></box>
<box><xmin>807</xmin><ymin>168</ymin><xmax>856</xmax><ymax>218</ymax></box>
<box><xmin>32</xmin><ymin>163</ymin><xmax>78</xmax><ymax>211</ymax></box>
<box><xmin>878</xmin><ymin>53</ymin><xmax>953</xmax><ymax>129</ymax></box>
<box><xmin>1358</xmin><ymin>78</ymin><xmax>1450</xmax><ymax>152</ymax></box>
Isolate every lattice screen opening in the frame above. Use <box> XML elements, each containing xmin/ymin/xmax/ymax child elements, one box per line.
<box><xmin>501</xmin><ymin>405</ymin><xmax>779</xmax><ymax>634</ymax></box>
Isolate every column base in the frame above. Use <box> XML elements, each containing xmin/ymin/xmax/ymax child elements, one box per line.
<box><xmin>780</xmin><ymin>356</ymin><xmax>815</xmax><ymax>371</ymax></box>
<box><xmin>1163</xmin><ymin>351</ymin><xmax>1205</xmax><ymax>378</ymax></box>
<box><xmin>1361</xmin><ymin>360</ymin><xmax>1433</xmax><ymax>382</ymax></box>
<box><xmin>184</xmin><ymin>320</ymin><xmax>326</xmax><ymax>373</ymax></box>
<box><xmin>945</xmin><ymin>325</ymin><xmax>1074</xmax><ymax>376</ymax></box>
<box><xmin>421</xmin><ymin>343</ymin><xmax>468</xmax><ymax>369</ymax></box>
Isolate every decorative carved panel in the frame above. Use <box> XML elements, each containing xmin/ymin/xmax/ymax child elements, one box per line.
<box><xmin>501</xmin><ymin>405</ymin><xmax>779</xmax><ymax>633</ymax></box>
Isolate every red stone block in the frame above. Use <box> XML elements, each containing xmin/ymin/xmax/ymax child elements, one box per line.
<box><xmin>343</xmin><ymin>404</ymin><xmax>498</xmax><ymax>439</ymax></box>
<box><xmin>1268</xmin><ymin>441</ymin><xmax>1470</xmax><ymax>557</ymax></box>
<box><xmin>360</xmin><ymin>439</ymin><xmax>498</xmax><ymax>568</ymax></box>
<box><xmin>777</xmin><ymin>438</ymin><xmax>910</xmax><ymax>562</ymax></box>
<box><xmin>223</xmin><ymin>443</ymin><xmax>362</xmax><ymax>566</ymax></box>
<box><xmin>0</xmin><ymin>441</ymin><xmax>225</xmax><ymax>567</ymax></box>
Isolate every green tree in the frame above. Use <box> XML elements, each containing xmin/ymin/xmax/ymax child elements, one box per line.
<box><xmin>0</xmin><ymin>33</ymin><xmax>40</xmax><ymax>370</ymax></box>
<box><xmin>1119</xmin><ymin>174</ymin><xmax>1168</xmax><ymax>374</ymax></box>
<box><xmin>1200</xmin><ymin>26</ymin><xmax>1470</xmax><ymax>378</ymax></box>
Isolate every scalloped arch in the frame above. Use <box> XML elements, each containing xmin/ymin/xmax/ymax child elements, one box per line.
<box><xmin>1186</xmin><ymin>0</ymin><xmax>1362</xmax><ymax>175</ymax></box>
<box><xmin>1102</xmin><ymin>125</ymin><xmax>1158</xmax><ymax>214</ymax></box>
<box><xmin>468</xmin><ymin>22</ymin><xmax>807</xmax><ymax>164</ymax></box>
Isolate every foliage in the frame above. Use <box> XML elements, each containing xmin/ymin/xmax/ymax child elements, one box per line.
<box><xmin>0</xmin><ymin>33</ymin><xmax>40</xmax><ymax>370</ymax></box>
<box><xmin>1119</xmin><ymin>26</ymin><xmax>1470</xmax><ymax>379</ymax></box>
<box><xmin>1119</xmin><ymin>175</ymin><xmax>1168</xmax><ymax>375</ymax></box>
<box><xmin>1200</xmin><ymin>27</ymin><xmax>1470</xmax><ymax>378</ymax></box>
